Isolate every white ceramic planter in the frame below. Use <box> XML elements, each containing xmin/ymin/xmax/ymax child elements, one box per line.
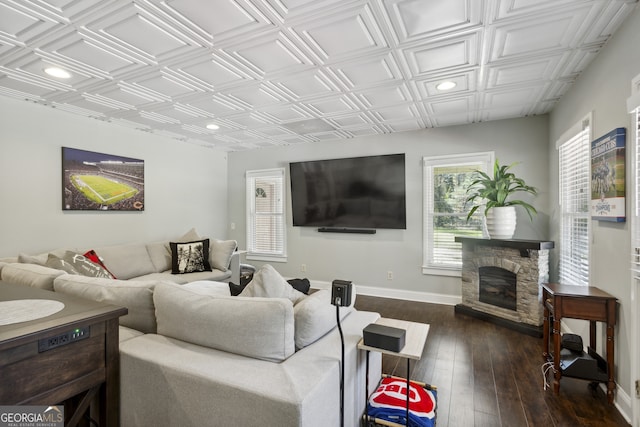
<box><xmin>485</xmin><ymin>206</ymin><xmax>517</xmax><ymax>239</ymax></box>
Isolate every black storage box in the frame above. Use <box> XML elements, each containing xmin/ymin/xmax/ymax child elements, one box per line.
<box><xmin>363</xmin><ymin>323</ymin><xmax>406</xmax><ymax>353</ymax></box>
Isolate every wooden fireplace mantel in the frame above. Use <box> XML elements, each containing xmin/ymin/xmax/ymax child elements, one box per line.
<box><xmin>455</xmin><ymin>237</ymin><xmax>554</xmax><ymax>251</ymax></box>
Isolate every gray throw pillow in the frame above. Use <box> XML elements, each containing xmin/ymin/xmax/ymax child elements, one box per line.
<box><xmin>47</xmin><ymin>251</ymin><xmax>114</xmax><ymax>279</ymax></box>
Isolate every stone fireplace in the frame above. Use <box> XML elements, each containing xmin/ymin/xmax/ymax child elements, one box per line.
<box><xmin>455</xmin><ymin>237</ymin><xmax>554</xmax><ymax>336</ymax></box>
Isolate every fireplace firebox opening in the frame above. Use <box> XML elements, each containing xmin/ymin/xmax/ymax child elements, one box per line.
<box><xmin>479</xmin><ymin>266</ymin><xmax>517</xmax><ymax>311</ymax></box>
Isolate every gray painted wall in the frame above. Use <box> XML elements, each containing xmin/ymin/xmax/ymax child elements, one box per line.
<box><xmin>548</xmin><ymin>3</ymin><xmax>640</xmax><ymax>419</ymax></box>
<box><xmin>0</xmin><ymin>96</ymin><xmax>229</xmax><ymax>257</ymax></box>
<box><xmin>227</xmin><ymin>115</ymin><xmax>550</xmax><ymax>302</ymax></box>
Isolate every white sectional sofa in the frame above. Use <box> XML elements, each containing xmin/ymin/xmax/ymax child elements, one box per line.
<box><xmin>0</xmin><ymin>228</ymin><xmax>242</xmax><ymax>290</ymax></box>
<box><xmin>0</xmin><ymin>239</ymin><xmax>382</xmax><ymax>427</ymax></box>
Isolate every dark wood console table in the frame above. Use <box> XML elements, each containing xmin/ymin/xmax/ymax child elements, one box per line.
<box><xmin>0</xmin><ymin>282</ymin><xmax>127</xmax><ymax>426</ymax></box>
<box><xmin>542</xmin><ymin>283</ymin><xmax>617</xmax><ymax>403</ymax></box>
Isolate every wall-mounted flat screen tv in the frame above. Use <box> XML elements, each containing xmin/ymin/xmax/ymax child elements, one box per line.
<box><xmin>62</xmin><ymin>147</ymin><xmax>145</xmax><ymax>211</ymax></box>
<box><xmin>289</xmin><ymin>154</ymin><xmax>406</xmax><ymax>229</ymax></box>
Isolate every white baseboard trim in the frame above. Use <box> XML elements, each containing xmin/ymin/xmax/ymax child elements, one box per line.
<box><xmin>308</xmin><ymin>280</ymin><xmax>461</xmax><ymax>306</ymax></box>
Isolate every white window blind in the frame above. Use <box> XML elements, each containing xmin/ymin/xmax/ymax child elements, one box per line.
<box><xmin>423</xmin><ymin>152</ymin><xmax>493</xmax><ymax>275</ymax></box>
<box><xmin>558</xmin><ymin>120</ymin><xmax>591</xmax><ymax>286</ymax></box>
<box><xmin>246</xmin><ymin>168</ymin><xmax>286</xmax><ymax>261</ymax></box>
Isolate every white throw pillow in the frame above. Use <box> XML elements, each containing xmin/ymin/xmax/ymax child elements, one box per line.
<box><xmin>239</xmin><ymin>264</ymin><xmax>305</xmax><ymax>305</ymax></box>
<box><xmin>209</xmin><ymin>239</ymin><xmax>237</xmax><ymax>271</ymax></box>
<box><xmin>293</xmin><ymin>289</ymin><xmax>355</xmax><ymax>349</ymax></box>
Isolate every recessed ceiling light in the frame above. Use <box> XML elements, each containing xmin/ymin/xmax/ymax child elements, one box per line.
<box><xmin>206</xmin><ymin>123</ymin><xmax>220</xmax><ymax>130</ymax></box>
<box><xmin>44</xmin><ymin>67</ymin><xmax>72</xmax><ymax>79</ymax></box>
<box><xmin>436</xmin><ymin>81</ymin><xmax>457</xmax><ymax>91</ymax></box>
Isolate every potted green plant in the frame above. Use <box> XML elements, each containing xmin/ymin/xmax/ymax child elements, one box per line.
<box><xmin>465</xmin><ymin>160</ymin><xmax>538</xmax><ymax>239</ymax></box>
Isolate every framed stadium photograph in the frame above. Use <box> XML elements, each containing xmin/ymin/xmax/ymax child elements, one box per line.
<box><xmin>62</xmin><ymin>147</ymin><xmax>144</xmax><ymax>211</ymax></box>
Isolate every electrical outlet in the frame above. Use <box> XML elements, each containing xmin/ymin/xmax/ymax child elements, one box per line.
<box><xmin>230</xmin><ymin>222</ymin><xmax>236</xmax><ymax>230</ymax></box>
<box><xmin>387</xmin><ymin>271</ymin><xmax>393</xmax><ymax>280</ymax></box>
<box><xmin>301</xmin><ymin>264</ymin><xmax>307</xmax><ymax>272</ymax></box>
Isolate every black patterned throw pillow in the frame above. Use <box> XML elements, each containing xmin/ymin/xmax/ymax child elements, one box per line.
<box><xmin>170</xmin><ymin>239</ymin><xmax>212</xmax><ymax>274</ymax></box>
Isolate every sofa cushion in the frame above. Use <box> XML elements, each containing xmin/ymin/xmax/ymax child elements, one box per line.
<box><xmin>133</xmin><ymin>268</ymin><xmax>231</xmax><ymax>283</ymax></box>
<box><xmin>183</xmin><ymin>280</ymin><xmax>231</xmax><ymax>297</ymax></box>
<box><xmin>209</xmin><ymin>239</ymin><xmax>237</xmax><ymax>271</ymax></box>
<box><xmin>239</xmin><ymin>264</ymin><xmax>305</xmax><ymax>305</ymax></box>
<box><xmin>0</xmin><ymin>263</ymin><xmax>65</xmax><ymax>290</ymax></box>
<box><xmin>293</xmin><ymin>289</ymin><xmax>355</xmax><ymax>349</ymax></box>
<box><xmin>17</xmin><ymin>248</ymin><xmax>74</xmax><ymax>266</ymax></box>
<box><xmin>154</xmin><ymin>283</ymin><xmax>295</xmax><ymax>362</ymax></box>
<box><xmin>53</xmin><ymin>274</ymin><xmax>162</xmax><ymax>333</ymax></box>
<box><xmin>95</xmin><ymin>243</ymin><xmax>157</xmax><ymax>280</ymax></box>
<box><xmin>146</xmin><ymin>241</ymin><xmax>171</xmax><ymax>272</ymax></box>
<box><xmin>170</xmin><ymin>239</ymin><xmax>212</xmax><ymax>274</ymax></box>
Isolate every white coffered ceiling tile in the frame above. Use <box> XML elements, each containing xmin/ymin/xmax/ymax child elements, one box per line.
<box><xmin>0</xmin><ymin>73</ymin><xmax>59</xmax><ymax>99</ymax></box>
<box><xmin>163</xmin><ymin>0</ymin><xmax>274</xmax><ymax>44</ymax></box>
<box><xmin>580</xmin><ymin>0</ymin><xmax>638</xmax><ymax>44</ymax></box>
<box><xmin>326</xmin><ymin>113</ymin><xmax>372</xmax><ymax>128</ymax></box>
<box><xmin>226</xmin><ymin>31</ymin><xmax>314</xmax><ymax>77</ymax></box>
<box><xmin>427</xmin><ymin>95</ymin><xmax>475</xmax><ymax>116</ymax></box>
<box><xmin>559</xmin><ymin>45</ymin><xmax>602</xmax><ymax>79</ymax></box>
<box><xmin>383</xmin><ymin>118</ymin><xmax>422</xmax><ymax>132</ymax></box>
<box><xmin>130</xmin><ymin>73</ymin><xmax>196</xmax><ymax>98</ymax></box>
<box><xmin>330</xmin><ymin>52</ymin><xmax>402</xmax><ymax>90</ymax></box>
<box><xmin>292</xmin><ymin>3</ymin><xmax>387</xmax><ymax>64</ymax></box>
<box><xmin>271</xmin><ymin>69</ymin><xmax>340</xmax><ymax>100</ymax></box>
<box><xmin>355</xmin><ymin>83</ymin><xmax>411</xmax><ymax>108</ymax></box>
<box><xmin>222</xmin><ymin>83</ymin><xmax>283</xmax><ymax>108</ymax></box>
<box><xmin>371</xmin><ymin>103</ymin><xmax>419</xmax><ymax>122</ymax></box>
<box><xmin>347</xmin><ymin>126</ymin><xmax>383</xmax><ymax>137</ymax></box>
<box><xmin>139</xmin><ymin>110</ymin><xmax>181</xmax><ymax>124</ymax></box>
<box><xmin>430</xmin><ymin>111</ymin><xmax>474</xmax><ymax>127</ymax></box>
<box><xmin>258</xmin><ymin>104</ymin><xmax>310</xmax><ymax>122</ymax></box>
<box><xmin>489</xmin><ymin>7</ymin><xmax>592</xmax><ymax>61</ymax></box>
<box><xmin>83</xmin><ymin>7</ymin><xmax>199</xmax><ymax>62</ymax></box>
<box><xmin>223</xmin><ymin>112</ymin><xmax>269</xmax><ymax>128</ymax></box>
<box><xmin>481</xmin><ymin>84</ymin><xmax>545</xmax><ymax>112</ymax></box>
<box><xmin>303</xmin><ymin>94</ymin><xmax>359</xmax><ymax>116</ymax></box>
<box><xmin>486</xmin><ymin>53</ymin><xmax>565</xmax><ymax>87</ymax></box>
<box><xmin>252</xmin><ymin>125</ymin><xmax>295</xmax><ymax>137</ymax></box>
<box><xmin>172</xmin><ymin>54</ymin><xmax>253</xmax><ymax>91</ymax></box>
<box><xmin>39</xmin><ymin>34</ymin><xmax>140</xmax><ymax>78</ymax></box>
<box><xmin>381</xmin><ymin>0</ymin><xmax>482</xmax><ymax>45</ymax></box>
<box><xmin>0</xmin><ymin>0</ymin><xmax>66</xmax><ymax>45</ymax></box>
<box><xmin>263</xmin><ymin>0</ymin><xmax>351</xmax><ymax>21</ymax></box>
<box><xmin>181</xmin><ymin>95</ymin><xmax>243</xmax><ymax>117</ymax></box>
<box><xmin>403</xmin><ymin>32</ymin><xmax>480</xmax><ymax>77</ymax></box>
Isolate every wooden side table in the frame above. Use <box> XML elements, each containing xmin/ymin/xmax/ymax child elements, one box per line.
<box><xmin>0</xmin><ymin>282</ymin><xmax>127</xmax><ymax>426</ymax></box>
<box><xmin>542</xmin><ymin>283</ymin><xmax>618</xmax><ymax>403</ymax></box>
<box><xmin>358</xmin><ymin>318</ymin><xmax>430</xmax><ymax>426</ymax></box>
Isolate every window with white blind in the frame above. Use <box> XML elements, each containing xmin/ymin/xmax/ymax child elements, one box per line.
<box><xmin>423</xmin><ymin>152</ymin><xmax>493</xmax><ymax>276</ymax></box>
<box><xmin>557</xmin><ymin>116</ymin><xmax>591</xmax><ymax>286</ymax></box>
<box><xmin>246</xmin><ymin>168</ymin><xmax>286</xmax><ymax>261</ymax></box>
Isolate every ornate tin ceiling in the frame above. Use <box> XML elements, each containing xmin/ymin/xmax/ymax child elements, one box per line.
<box><xmin>0</xmin><ymin>0</ymin><xmax>636</xmax><ymax>150</ymax></box>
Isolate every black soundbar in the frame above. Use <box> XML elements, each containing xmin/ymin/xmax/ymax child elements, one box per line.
<box><xmin>318</xmin><ymin>227</ymin><xmax>376</xmax><ymax>234</ymax></box>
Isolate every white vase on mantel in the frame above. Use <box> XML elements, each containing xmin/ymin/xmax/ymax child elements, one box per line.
<box><xmin>485</xmin><ymin>206</ymin><xmax>517</xmax><ymax>240</ymax></box>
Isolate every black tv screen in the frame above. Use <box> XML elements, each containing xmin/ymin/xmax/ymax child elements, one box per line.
<box><xmin>289</xmin><ymin>154</ymin><xmax>406</xmax><ymax>229</ymax></box>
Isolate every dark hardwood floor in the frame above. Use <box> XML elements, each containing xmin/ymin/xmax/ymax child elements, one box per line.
<box><xmin>354</xmin><ymin>295</ymin><xmax>629</xmax><ymax>427</ymax></box>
